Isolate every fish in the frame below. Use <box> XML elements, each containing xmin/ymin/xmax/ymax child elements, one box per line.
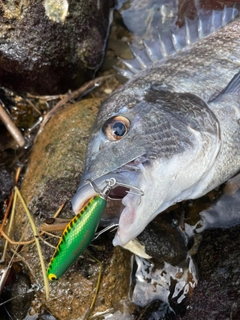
<box><xmin>72</xmin><ymin>5</ymin><xmax>240</xmax><ymax>248</ymax></box>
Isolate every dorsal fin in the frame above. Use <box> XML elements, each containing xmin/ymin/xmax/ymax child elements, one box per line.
<box><xmin>209</xmin><ymin>70</ymin><xmax>240</xmax><ymax>103</ymax></box>
<box><xmin>115</xmin><ymin>5</ymin><xmax>239</xmax><ymax>79</ymax></box>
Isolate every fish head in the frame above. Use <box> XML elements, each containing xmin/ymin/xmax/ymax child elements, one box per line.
<box><xmin>72</xmin><ymin>80</ymin><xmax>220</xmax><ymax>246</ymax></box>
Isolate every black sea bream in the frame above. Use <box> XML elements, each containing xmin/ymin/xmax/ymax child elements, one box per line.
<box><xmin>72</xmin><ymin>6</ymin><xmax>240</xmax><ymax>248</ymax></box>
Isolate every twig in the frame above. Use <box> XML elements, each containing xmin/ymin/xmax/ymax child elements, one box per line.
<box><xmin>0</xmin><ymin>167</ymin><xmax>23</xmax><ymax>261</ymax></box>
<box><xmin>0</xmin><ymin>101</ymin><xmax>25</xmax><ymax>147</ymax></box>
<box><xmin>37</xmin><ymin>74</ymin><xmax>113</xmax><ymax>136</ymax></box>
<box><xmin>0</xmin><ymin>289</ymin><xmax>35</xmax><ymax>306</ymax></box>
<box><xmin>40</xmin><ymin>231</ymin><xmax>61</xmax><ymax>240</ymax></box>
<box><xmin>83</xmin><ymin>251</ymin><xmax>103</xmax><ymax>319</ymax></box>
<box><xmin>26</xmin><ymin>93</ymin><xmax>61</xmax><ymax>100</ymax></box>
<box><xmin>53</xmin><ymin>202</ymin><xmax>65</xmax><ymax>218</ymax></box>
<box><xmin>0</xmin><ymin>191</ymin><xmax>14</xmax><ymax>235</ymax></box>
<box><xmin>36</xmin><ymin>235</ymin><xmax>57</xmax><ymax>249</ymax></box>
<box><xmin>10</xmin><ymin>248</ymin><xmax>36</xmax><ymax>280</ymax></box>
<box><xmin>14</xmin><ymin>167</ymin><xmax>21</xmax><ymax>185</ymax></box>
<box><xmin>2</xmin><ymin>185</ymin><xmax>18</xmax><ymax>260</ymax></box>
<box><xmin>0</xmin><ymin>167</ymin><xmax>21</xmax><ymax>234</ymax></box>
<box><xmin>40</xmin><ymin>221</ymin><xmax>68</xmax><ymax>232</ymax></box>
<box><xmin>1</xmin><ymin>229</ymin><xmax>36</xmax><ymax>246</ymax></box>
<box><xmin>14</xmin><ymin>187</ymin><xmax>50</xmax><ymax>300</ymax></box>
<box><xmin>26</xmin><ymin>98</ymin><xmax>42</xmax><ymax>115</ymax></box>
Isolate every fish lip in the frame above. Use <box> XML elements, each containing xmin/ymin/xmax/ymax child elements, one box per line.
<box><xmin>72</xmin><ymin>171</ymin><xmax>140</xmax><ymax>214</ymax></box>
<box><xmin>72</xmin><ymin>181</ymin><xmax>97</xmax><ymax>214</ymax></box>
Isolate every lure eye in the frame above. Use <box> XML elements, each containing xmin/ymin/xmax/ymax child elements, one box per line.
<box><xmin>103</xmin><ymin>116</ymin><xmax>130</xmax><ymax>141</ymax></box>
<box><xmin>48</xmin><ymin>273</ymin><xmax>58</xmax><ymax>281</ymax></box>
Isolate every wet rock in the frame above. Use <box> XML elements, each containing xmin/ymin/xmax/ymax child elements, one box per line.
<box><xmin>0</xmin><ymin>0</ymin><xmax>114</xmax><ymax>94</ymax></box>
<box><xmin>40</xmin><ymin>243</ymin><xmax>131</xmax><ymax>319</ymax></box>
<box><xmin>10</xmin><ymin>99</ymin><xmax>132</xmax><ymax>319</ymax></box>
<box><xmin>131</xmin><ymin>215</ymin><xmax>196</xmax><ymax>317</ymax></box>
<box><xmin>1</xmin><ymin>271</ymin><xmax>34</xmax><ymax>320</ymax></box>
<box><xmin>178</xmin><ymin>225</ymin><xmax>240</xmax><ymax>320</ymax></box>
<box><xmin>0</xmin><ymin>167</ymin><xmax>13</xmax><ymax>220</ymax></box>
<box><xmin>197</xmin><ymin>174</ymin><xmax>240</xmax><ymax>231</ymax></box>
<box><xmin>137</xmin><ymin>219</ymin><xmax>187</xmax><ymax>266</ymax></box>
<box><xmin>135</xmin><ymin>300</ymin><xmax>175</xmax><ymax>320</ymax></box>
<box><xmin>38</xmin><ymin>313</ymin><xmax>57</xmax><ymax>320</ymax></box>
<box><xmin>14</xmin><ymin>99</ymin><xmax>101</xmax><ymax>228</ymax></box>
<box><xmin>132</xmin><ymin>254</ymin><xmax>197</xmax><ymax>315</ymax></box>
<box><xmin>0</xmin><ymin>263</ymin><xmax>16</xmax><ymax>294</ymax></box>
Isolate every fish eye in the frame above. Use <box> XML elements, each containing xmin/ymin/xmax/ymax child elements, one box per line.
<box><xmin>102</xmin><ymin>116</ymin><xmax>130</xmax><ymax>141</ymax></box>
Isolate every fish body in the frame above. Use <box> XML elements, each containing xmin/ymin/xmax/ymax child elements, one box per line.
<box><xmin>72</xmin><ymin>7</ymin><xmax>240</xmax><ymax>247</ymax></box>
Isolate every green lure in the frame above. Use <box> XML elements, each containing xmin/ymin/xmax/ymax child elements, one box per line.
<box><xmin>47</xmin><ymin>178</ymin><xmax>143</xmax><ymax>280</ymax></box>
<box><xmin>47</xmin><ymin>194</ymin><xmax>106</xmax><ymax>280</ymax></box>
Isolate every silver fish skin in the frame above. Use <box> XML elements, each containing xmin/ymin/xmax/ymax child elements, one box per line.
<box><xmin>72</xmin><ymin>12</ymin><xmax>240</xmax><ymax>247</ymax></box>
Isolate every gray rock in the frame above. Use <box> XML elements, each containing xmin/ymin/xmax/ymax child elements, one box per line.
<box><xmin>0</xmin><ymin>0</ymin><xmax>114</xmax><ymax>94</ymax></box>
<box><xmin>177</xmin><ymin>225</ymin><xmax>240</xmax><ymax>319</ymax></box>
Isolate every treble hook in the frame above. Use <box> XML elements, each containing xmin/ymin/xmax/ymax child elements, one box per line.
<box><xmin>105</xmin><ymin>179</ymin><xmax>144</xmax><ymax>197</ymax></box>
<box><xmin>86</xmin><ymin>178</ymin><xmax>115</xmax><ymax>200</ymax></box>
<box><xmin>86</xmin><ymin>177</ymin><xmax>144</xmax><ymax>201</ymax></box>
<box><xmin>94</xmin><ymin>223</ymin><xmax>119</xmax><ymax>240</ymax></box>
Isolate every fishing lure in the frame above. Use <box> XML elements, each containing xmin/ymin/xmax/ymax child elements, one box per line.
<box><xmin>47</xmin><ymin>178</ymin><xmax>143</xmax><ymax>280</ymax></box>
<box><xmin>47</xmin><ymin>179</ymin><xmax>114</xmax><ymax>280</ymax></box>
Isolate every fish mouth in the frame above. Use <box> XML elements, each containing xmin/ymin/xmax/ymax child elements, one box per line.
<box><xmin>72</xmin><ymin>164</ymin><xmax>143</xmax><ymax>246</ymax></box>
<box><xmin>72</xmin><ymin>172</ymin><xmax>141</xmax><ymax>211</ymax></box>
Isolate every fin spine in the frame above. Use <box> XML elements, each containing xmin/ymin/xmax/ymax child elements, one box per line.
<box><xmin>117</xmin><ymin>5</ymin><xmax>239</xmax><ymax>79</ymax></box>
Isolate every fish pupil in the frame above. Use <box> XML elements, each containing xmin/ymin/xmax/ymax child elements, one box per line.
<box><xmin>112</xmin><ymin>122</ymin><xmax>126</xmax><ymax>136</ymax></box>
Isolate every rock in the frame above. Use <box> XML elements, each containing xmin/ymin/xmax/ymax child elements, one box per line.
<box><xmin>14</xmin><ymin>99</ymin><xmax>101</xmax><ymax>227</ymax></box>
<box><xmin>10</xmin><ymin>99</ymin><xmax>132</xmax><ymax>319</ymax></box>
<box><xmin>2</xmin><ymin>272</ymin><xmax>34</xmax><ymax>320</ymax></box>
<box><xmin>135</xmin><ymin>300</ymin><xmax>175</xmax><ymax>320</ymax></box>
<box><xmin>177</xmin><ymin>225</ymin><xmax>240</xmax><ymax>319</ymax></box>
<box><xmin>137</xmin><ymin>219</ymin><xmax>187</xmax><ymax>266</ymax></box>
<box><xmin>0</xmin><ymin>167</ymin><xmax>13</xmax><ymax>219</ymax></box>
<box><xmin>0</xmin><ymin>0</ymin><xmax>114</xmax><ymax>94</ymax></box>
